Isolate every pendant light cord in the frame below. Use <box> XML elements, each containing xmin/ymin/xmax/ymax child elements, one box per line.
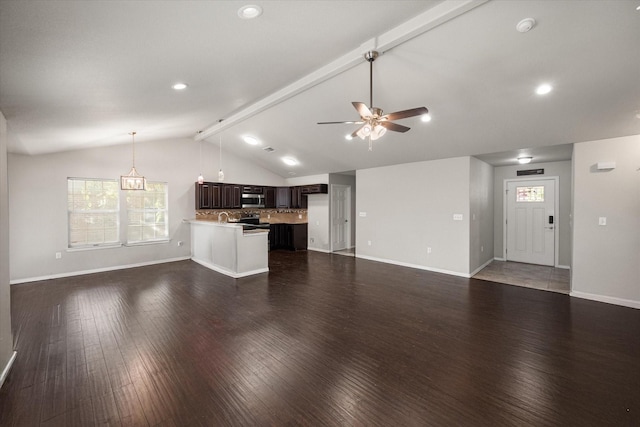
<box><xmin>130</xmin><ymin>131</ymin><xmax>136</xmax><ymax>168</ymax></box>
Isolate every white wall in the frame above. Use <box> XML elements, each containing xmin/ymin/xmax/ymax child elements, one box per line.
<box><xmin>469</xmin><ymin>157</ymin><xmax>494</xmax><ymax>274</ymax></box>
<box><xmin>0</xmin><ymin>111</ymin><xmax>15</xmax><ymax>385</ymax></box>
<box><xmin>8</xmin><ymin>138</ymin><xmax>285</xmax><ymax>282</ymax></box>
<box><xmin>356</xmin><ymin>157</ymin><xmax>472</xmax><ymax>276</ymax></box>
<box><xmin>492</xmin><ymin>160</ymin><xmax>572</xmax><ymax>267</ymax></box>
<box><xmin>571</xmin><ymin>135</ymin><xmax>640</xmax><ymax>308</ymax></box>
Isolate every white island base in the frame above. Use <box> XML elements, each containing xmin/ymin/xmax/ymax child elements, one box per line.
<box><xmin>190</xmin><ymin>221</ymin><xmax>269</xmax><ymax>278</ymax></box>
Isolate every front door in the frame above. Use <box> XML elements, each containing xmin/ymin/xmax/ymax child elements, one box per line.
<box><xmin>506</xmin><ymin>179</ymin><xmax>556</xmax><ymax>266</ymax></box>
<box><xmin>331</xmin><ymin>185</ymin><xmax>350</xmax><ymax>251</ymax></box>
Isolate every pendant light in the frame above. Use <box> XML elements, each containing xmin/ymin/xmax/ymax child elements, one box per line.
<box><xmin>196</xmin><ymin>131</ymin><xmax>204</xmax><ymax>184</ymax></box>
<box><xmin>120</xmin><ymin>131</ymin><xmax>146</xmax><ymax>190</ymax></box>
<box><xmin>218</xmin><ymin>119</ymin><xmax>225</xmax><ymax>182</ymax></box>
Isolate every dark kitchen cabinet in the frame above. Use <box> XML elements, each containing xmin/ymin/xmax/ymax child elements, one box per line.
<box><xmin>290</xmin><ymin>186</ymin><xmax>307</xmax><ymax>209</ymax></box>
<box><xmin>242</xmin><ymin>185</ymin><xmax>264</xmax><ymax>194</ymax></box>
<box><xmin>223</xmin><ymin>184</ymin><xmax>242</xmax><ymax>209</ymax></box>
<box><xmin>269</xmin><ymin>223</ymin><xmax>307</xmax><ymax>251</ymax></box>
<box><xmin>264</xmin><ymin>187</ymin><xmax>276</xmax><ymax>208</ymax></box>
<box><xmin>276</xmin><ymin>187</ymin><xmax>291</xmax><ymax>208</ymax></box>
<box><xmin>195</xmin><ymin>182</ymin><xmax>222</xmax><ymax>209</ymax></box>
<box><xmin>300</xmin><ymin>184</ymin><xmax>328</xmax><ymax>194</ymax></box>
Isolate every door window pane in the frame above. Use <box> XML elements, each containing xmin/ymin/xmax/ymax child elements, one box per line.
<box><xmin>516</xmin><ymin>186</ymin><xmax>544</xmax><ymax>202</ymax></box>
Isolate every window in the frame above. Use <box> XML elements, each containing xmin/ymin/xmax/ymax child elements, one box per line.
<box><xmin>516</xmin><ymin>186</ymin><xmax>545</xmax><ymax>202</ymax></box>
<box><xmin>68</xmin><ymin>178</ymin><xmax>120</xmax><ymax>247</ymax></box>
<box><xmin>126</xmin><ymin>181</ymin><xmax>169</xmax><ymax>244</ymax></box>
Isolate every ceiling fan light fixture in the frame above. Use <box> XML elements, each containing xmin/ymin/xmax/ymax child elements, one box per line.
<box><xmin>357</xmin><ymin>124</ymin><xmax>372</xmax><ymax>139</ymax></box>
<box><xmin>345</xmin><ymin>134</ymin><xmax>353</xmax><ymax>141</ymax></box>
<box><xmin>372</xmin><ymin>124</ymin><xmax>387</xmax><ymax>140</ymax></box>
<box><xmin>421</xmin><ymin>114</ymin><xmax>432</xmax><ymax>122</ymax></box>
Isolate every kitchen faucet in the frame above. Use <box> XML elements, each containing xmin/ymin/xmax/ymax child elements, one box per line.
<box><xmin>218</xmin><ymin>212</ymin><xmax>229</xmax><ymax>222</ymax></box>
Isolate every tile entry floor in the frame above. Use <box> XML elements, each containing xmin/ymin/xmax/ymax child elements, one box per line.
<box><xmin>473</xmin><ymin>260</ymin><xmax>570</xmax><ymax>294</ymax></box>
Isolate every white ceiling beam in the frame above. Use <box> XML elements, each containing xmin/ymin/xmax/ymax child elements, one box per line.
<box><xmin>196</xmin><ymin>0</ymin><xmax>489</xmax><ymax>141</ymax></box>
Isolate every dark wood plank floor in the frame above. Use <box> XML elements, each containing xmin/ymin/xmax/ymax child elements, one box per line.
<box><xmin>1</xmin><ymin>250</ymin><xmax>639</xmax><ymax>426</ymax></box>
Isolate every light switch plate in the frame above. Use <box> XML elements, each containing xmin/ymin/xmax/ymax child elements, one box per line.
<box><xmin>453</xmin><ymin>214</ymin><xmax>463</xmax><ymax>221</ymax></box>
<box><xmin>359</xmin><ymin>212</ymin><xmax>367</xmax><ymax>217</ymax></box>
<box><xmin>599</xmin><ymin>217</ymin><xmax>607</xmax><ymax>226</ymax></box>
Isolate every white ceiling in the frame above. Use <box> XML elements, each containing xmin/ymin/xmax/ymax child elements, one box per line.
<box><xmin>1</xmin><ymin>1</ymin><xmax>639</xmax><ymax>176</ymax></box>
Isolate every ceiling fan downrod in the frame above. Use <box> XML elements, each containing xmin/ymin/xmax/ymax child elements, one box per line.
<box><xmin>365</xmin><ymin>51</ymin><xmax>378</xmax><ymax>109</ymax></box>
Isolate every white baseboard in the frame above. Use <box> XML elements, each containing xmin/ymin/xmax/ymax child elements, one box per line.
<box><xmin>570</xmin><ymin>291</ymin><xmax>640</xmax><ymax>310</ymax></box>
<box><xmin>0</xmin><ymin>351</ymin><xmax>17</xmax><ymax>389</ymax></box>
<box><xmin>494</xmin><ymin>257</ymin><xmax>506</xmax><ymax>262</ymax></box>
<box><xmin>10</xmin><ymin>256</ymin><xmax>192</xmax><ymax>285</ymax></box>
<box><xmin>557</xmin><ymin>264</ymin><xmax>571</xmax><ymax>270</ymax></box>
<box><xmin>356</xmin><ymin>254</ymin><xmax>472</xmax><ymax>278</ymax></box>
<box><xmin>308</xmin><ymin>247</ymin><xmax>331</xmax><ymax>254</ymax></box>
<box><xmin>191</xmin><ymin>258</ymin><xmax>268</xmax><ymax>279</ymax></box>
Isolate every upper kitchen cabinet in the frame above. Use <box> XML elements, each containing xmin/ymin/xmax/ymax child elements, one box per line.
<box><xmin>276</xmin><ymin>187</ymin><xmax>291</xmax><ymax>209</ymax></box>
<box><xmin>264</xmin><ymin>187</ymin><xmax>276</xmax><ymax>209</ymax></box>
<box><xmin>300</xmin><ymin>184</ymin><xmax>328</xmax><ymax>194</ymax></box>
<box><xmin>290</xmin><ymin>186</ymin><xmax>307</xmax><ymax>209</ymax></box>
<box><xmin>195</xmin><ymin>182</ymin><xmax>222</xmax><ymax>209</ymax></box>
<box><xmin>223</xmin><ymin>184</ymin><xmax>242</xmax><ymax>209</ymax></box>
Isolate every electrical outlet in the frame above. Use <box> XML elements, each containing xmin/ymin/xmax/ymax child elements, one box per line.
<box><xmin>598</xmin><ymin>217</ymin><xmax>607</xmax><ymax>226</ymax></box>
<box><xmin>298</xmin><ymin>214</ymin><xmax>302</xmax><ymax>219</ymax></box>
<box><xmin>267</xmin><ymin>214</ymin><xmax>271</xmax><ymax>219</ymax></box>
<box><xmin>427</xmin><ymin>247</ymin><xmax>432</xmax><ymax>254</ymax></box>
<box><xmin>481</xmin><ymin>246</ymin><xmax>484</xmax><ymax>252</ymax></box>
<box><xmin>453</xmin><ymin>214</ymin><xmax>463</xmax><ymax>221</ymax></box>
<box><xmin>55</xmin><ymin>252</ymin><xmax>62</xmax><ymax>259</ymax></box>
<box><xmin>310</xmin><ymin>237</ymin><xmax>315</xmax><ymax>243</ymax></box>
<box><xmin>177</xmin><ymin>241</ymin><xmax>184</xmax><ymax>246</ymax></box>
<box><xmin>367</xmin><ymin>240</ymin><xmax>372</xmax><ymax>246</ymax></box>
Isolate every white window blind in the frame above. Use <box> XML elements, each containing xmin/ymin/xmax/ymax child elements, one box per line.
<box><xmin>126</xmin><ymin>181</ymin><xmax>169</xmax><ymax>244</ymax></box>
<box><xmin>68</xmin><ymin>178</ymin><xmax>120</xmax><ymax>247</ymax></box>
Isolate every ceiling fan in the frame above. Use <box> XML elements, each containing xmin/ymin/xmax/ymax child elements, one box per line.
<box><xmin>318</xmin><ymin>50</ymin><xmax>429</xmax><ymax>150</ymax></box>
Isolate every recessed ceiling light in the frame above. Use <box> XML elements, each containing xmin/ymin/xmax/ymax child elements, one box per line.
<box><xmin>516</xmin><ymin>18</ymin><xmax>536</xmax><ymax>33</ymax></box>
<box><xmin>172</xmin><ymin>83</ymin><xmax>188</xmax><ymax>90</ymax></box>
<box><xmin>282</xmin><ymin>157</ymin><xmax>299</xmax><ymax>166</ymax></box>
<box><xmin>238</xmin><ymin>5</ymin><xmax>263</xmax><ymax>19</ymax></box>
<box><xmin>518</xmin><ymin>156</ymin><xmax>533</xmax><ymax>164</ymax></box>
<box><xmin>421</xmin><ymin>114</ymin><xmax>432</xmax><ymax>123</ymax></box>
<box><xmin>636</xmin><ymin>5</ymin><xmax>640</xmax><ymax>11</ymax></box>
<box><xmin>536</xmin><ymin>83</ymin><xmax>552</xmax><ymax>95</ymax></box>
<box><xmin>243</xmin><ymin>135</ymin><xmax>260</xmax><ymax>145</ymax></box>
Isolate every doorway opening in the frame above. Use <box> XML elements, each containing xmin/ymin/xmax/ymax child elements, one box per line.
<box><xmin>330</xmin><ymin>184</ymin><xmax>353</xmax><ymax>256</ymax></box>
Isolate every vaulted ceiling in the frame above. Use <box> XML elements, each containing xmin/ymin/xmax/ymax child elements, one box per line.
<box><xmin>1</xmin><ymin>1</ymin><xmax>639</xmax><ymax>177</ymax></box>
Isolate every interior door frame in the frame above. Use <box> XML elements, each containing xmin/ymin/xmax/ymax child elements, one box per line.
<box><xmin>330</xmin><ymin>184</ymin><xmax>351</xmax><ymax>252</ymax></box>
<box><xmin>503</xmin><ymin>176</ymin><xmax>559</xmax><ymax>267</ymax></box>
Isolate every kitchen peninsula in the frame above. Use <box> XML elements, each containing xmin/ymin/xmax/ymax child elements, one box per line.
<box><xmin>190</xmin><ymin>220</ymin><xmax>269</xmax><ymax>278</ymax></box>
<box><xmin>190</xmin><ymin>181</ymin><xmax>325</xmax><ymax>278</ymax></box>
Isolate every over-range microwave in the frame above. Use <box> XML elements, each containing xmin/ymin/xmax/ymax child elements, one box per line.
<box><xmin>241</xmin><ymin>193</ymin><xmax>265</xmax><ymax>208</ymax></box>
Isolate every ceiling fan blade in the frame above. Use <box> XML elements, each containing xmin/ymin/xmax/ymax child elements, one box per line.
<box><xmin>352</xmin><ymin>102</ymin><xmax>372</xmax><ymax>118</ymax></box>
<box><xmin>382</xmin><ymin>106</ymin><xmax>429</xmax><ymax>121</ymax></box>
<box><xmin>317</xmin><ymin>121</ymin><xmax>363</xmax><ymax>125</ymax></box>
<box><xmin>379</xmin><ymin>121</ymin><xmax>410</xmax><ymax>133</ymax></box>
